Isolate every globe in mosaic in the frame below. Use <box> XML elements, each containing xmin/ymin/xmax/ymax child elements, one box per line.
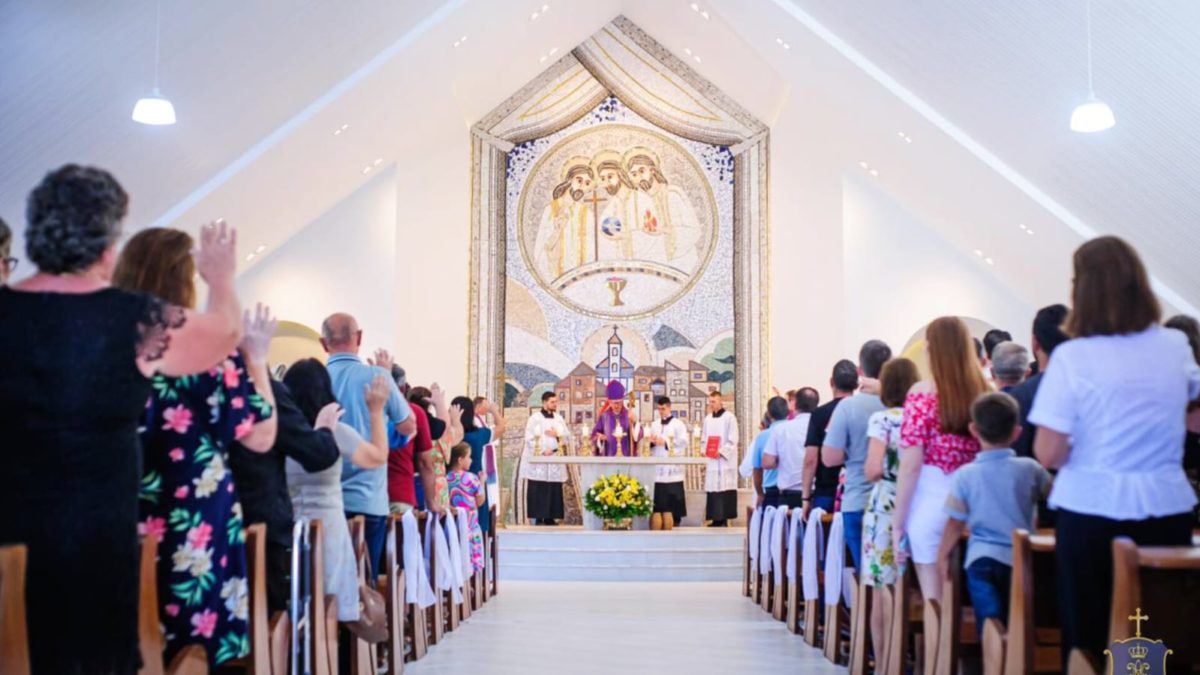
<box><xmin>517</xmin><ymin>124</ymin><xmax>718</xmax><ymax>320</ymax></box>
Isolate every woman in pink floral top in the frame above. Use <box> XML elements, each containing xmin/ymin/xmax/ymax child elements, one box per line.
<box><xmin>891</xmin><ymin>317</ymin><xmax>989</xmax><ymax>602</ymax></box>
<box><xmin>115</xmin><ymin>229</ymin><xmax>278</xmax><ymax>667</ymax></box>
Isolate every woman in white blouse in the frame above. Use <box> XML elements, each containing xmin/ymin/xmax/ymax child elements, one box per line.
<box><xmin>1030</xmin><ymin>236</ymin><xmax>1200</xmax><ymax>665</ymax></box>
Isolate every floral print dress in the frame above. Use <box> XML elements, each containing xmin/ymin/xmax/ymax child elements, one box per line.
<box><xmin>139</xmin><ymin>352</ymin><xmax>273</xmax><ymax>667</ymax></box>
<box><xmin>862</xmin><ymin>407</ymin><xmax>903</xmax><ymax>587</ymax></box>
<box><xmin>446</xmin><ymin>470</ymin><xmax>484</xmax><ymax>571</ymax></box>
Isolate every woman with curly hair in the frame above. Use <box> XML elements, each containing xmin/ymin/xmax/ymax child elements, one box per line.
<box><xmin>0</xmin><ymin>165</ymin><xmax>244</xmax><ymax>674</ymax></box>
<box><xmin>113</xmin><ymin>228</ymin><xmax>278</xmax><ymax>668</ymax></box>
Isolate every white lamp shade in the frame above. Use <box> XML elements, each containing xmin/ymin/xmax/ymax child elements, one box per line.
<box><xmin>132</xmin><ymin>94</ymin><xmax>176</xmax><ymax>125</ymax></box>
<box><xmin>1070</xmin><ymin>99</ymin><xmax>1115</xmax><ymax>133</ymax></box>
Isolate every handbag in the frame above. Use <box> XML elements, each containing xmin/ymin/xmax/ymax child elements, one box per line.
<box><xmin>346</xmin><ymin>542</ymin><xmax>389</xmax><ymax>643</ymax></box>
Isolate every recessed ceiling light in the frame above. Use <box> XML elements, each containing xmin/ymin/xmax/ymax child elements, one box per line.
<box><xmin>700</xmin><ymin>10</ymin><xmax>709</xmax><ymax>19</ymax></box>
<box><xmin>897</xmin><ymin>131</ymin><xmax>905</xmax><ymax>138</ymax></box>
<box><xmin>1026</xmin><ymin>229</ymin><xmax>1035</xmax><ymax>235</ymax></box>
<box><xmin>776</xmin><ymin>38</ymin><xmax>783</xmax><ymax>45</ymax></box>
<box><xmin>373</xmin><ymin>158</ymin><xmax>383</xmax><ymax>166</ymax></box>
<box><xmin>548</xmin><ymin>47</ymin><xmax>558</xmax><ymax>56</ymax></box>
<box><xmin>530</xmin><ymin>11</ymin><xmax>539</xmax><ymax>20</ymax></box>
<box><xmin>985</xmin><ymin>257</ymin><xmax>995</xmax><ymax>266</ymax></box>
<box><xmin>690</xmin><ymin>2</ymin><xmax>699</xmax><ymax>10</ymax></box>
<box><xmin>539</xmin><ymin>55</ymin><xmax>547</xmax><ymax>63</ymax></box>
<box><xmin>694</xmin><ymin>55</ymin><xmax>702</xmax><ymax>63</ymax></box>
<box><xmin>245</xmin><ymin>253</ymin><xmax>256</xmax><ymax>262</ymax></box>
<box><xmin>896</xmin><ymin>131</ymin><xmax>913</xmax><ymax>143</ymax></box>
<box><xmin>783</xmin><ymin>43</ymin><xmax>790</xmax><ymax>50</ymax></box>
<box><xmin>254</xmin><ymin>244</ymin><xmax>266</xmax><ymax>254</ymax></box>
<box><xmin>974</xmin><ymin>249</ymin><xmax>983</xmax><ymax>257</ymax></box>
<box><xmin>868</xmin><ymin>168</ymin><xmax>879</xmax><ymax>177</ymax></box>
<box><xmin>684</xmin><ymin>47</ymin><xmax>692</xmax><ymax>55</ymax></box>
<box><xmin>541</xmin><ymin>4</ymin><xmax>549</xmax><ymax>11</ymax></box>
<box><xmin>1018</xmin><ymin>223</ymin><xmax>1027</xmax><ymax>230</ymax></box>
<box><xmin>333</xmin><ymin>123</ymin><xmax>349</xmax><ymax>136</ymax></box>
<box><xmin>362</xmin><ymin>166</ymin><xmax>372</xmax><ymax>175</ymax></box>
<box><xmin>858</xmin><ymin>161</ymin><xmax>869</xmax><ymax>169</ymax></box>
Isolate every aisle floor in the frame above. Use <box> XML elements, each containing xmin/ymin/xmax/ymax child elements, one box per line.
<box><xmin>405</xmin><ymin>581</ymin><xmax>843</xmax><ymax>674</ymax></box>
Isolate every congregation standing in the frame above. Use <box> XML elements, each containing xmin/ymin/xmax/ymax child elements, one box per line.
<box><xmin>745</xmin><ymin>235</ymin><xmax>1200</xmax><ymax>668</ymax></box>
<box><xmin>0</xmin><ymin>165</ymin><xmax>497</xmax><ymax>673</ymax></box>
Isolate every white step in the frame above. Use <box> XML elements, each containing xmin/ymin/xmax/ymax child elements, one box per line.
<box><xmin>498</xmin><ymin>527</ymin><xmax>744</xmax><ymax>582</ymax></box>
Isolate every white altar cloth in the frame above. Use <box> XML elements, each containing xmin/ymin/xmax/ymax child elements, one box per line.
<box><xmin>528</xmin><ymin>456</ymin><xmax>706</xmax><ymax>530</ymax></box>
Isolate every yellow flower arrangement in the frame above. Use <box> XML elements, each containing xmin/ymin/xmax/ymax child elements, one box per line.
<box><xmin>584</xmin><ymin>473</ymin><xmax>653</xmax><ymax>521</ymax></box>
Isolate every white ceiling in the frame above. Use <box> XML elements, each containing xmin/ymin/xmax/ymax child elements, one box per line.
<box><xmin>2</xmin><ymin>0</ymin><xmax>1197</xmax><ymax>313</ymax></box>
<box><xmin>781</xmin><ymin>0</ymin><xmax>1200</xmax><ymax>309</ymax></box>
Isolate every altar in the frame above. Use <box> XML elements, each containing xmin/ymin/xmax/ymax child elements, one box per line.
<box><xmin>528</xmin><ymin>456</ymin><xmax>707</xmax><ymax>530</ymax></box>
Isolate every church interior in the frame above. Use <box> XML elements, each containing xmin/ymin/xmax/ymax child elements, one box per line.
<box><xmin>2</xmin><ymin>0</ymin><xmax>1199</xmax><ymax>673</ymax></box>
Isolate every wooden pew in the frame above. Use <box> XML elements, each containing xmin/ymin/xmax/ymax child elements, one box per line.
<box><xmin>823</xmin><ymin>516</ymin><xmax>856</xmax><ymax>666</ymax></box>
<box><xmin>396</xmin><ymin>515</ymin><xmax>428</xmax><ymax>662</ymax></box>
<box><xmin>416</xmin><ymin>513</ymin><xmax>444</xmax><ymax>646</ymax></box>
<box><xmin>1106</xmin><ymin>537</ymin><xmax>1200</xmax><ymax>669</ymax></box>
<box><xmin>380</xmin><ymin>516</ymin><xmax>405</xmax><ymax>675</ymax></box>
<box><xmin>743</xmin><ymin>506</ymin><xmax>753</xmax><ymax>599</ymax></box>
<box><xmin>985</xmin><ymin>530</ymin><xmax>1059</xmax><ymax>675</ymax></box>
<box><xmin>786</xmin><ymin>511</ymin><xmax>805</xmax><ymax>635</ymax></box>
<box><xmin>455</xmin><ymin>511</ymin><xmax>473</xmax><ymax>623</ymax></box>
<box><xmin>0</xmin><ymin>544</ymin><xmax>30</xmax><ymax>675</ymax></box>
<box><xmin>848</xmin><ymin>575</ymin><xmax>874</xmax><ymax>675</ymax></box>
<box><xmin>137</xmin><ymin>533</ymin><xmax>208</xmax><ymax>675</ymax></box>
<box><xmin>223</xmin><ymin>524</ymin><xmax>271</xmax><ymax>674</ymax></box>
<box><xmin>487</xmin><ymin>504</ymin><xmax>499</xmax><ymax>599</ymax></box>
<box><xmin>760</xmin><ymin>508</ymin><xmax>774</xmax><ymax>615</ymax></box>
<box><xmin>347</xmin><ymin>517</ymin><xmax>376</xmax><ymax>675</ymax></box>
<box><xmin>308</xmin><ymin>520</ymin><xmax>337</xmax><ymax>675</ymax></box>
<box><xmin>802</xmin><ymin>512</ymin><xmax>834</xmax><ymax>647</ymax></box>
<box><xmin>773</xmin><ymin>507</ymin><xmax>790</xmax><ymax>622</ymax></box>
<box><xmin>267</xmin><ymin>612</ymin><xmax>289</xmax><ymax>675</ymax></box>
<box><xmin>931</xmin><ymin>538</ymin><xmax>980</xmax><ymax>675</ymax></box>
<box><xmin>880</xmin><ymin>564</ymin><xmax>918</xmax><ymax>675</ymax></box>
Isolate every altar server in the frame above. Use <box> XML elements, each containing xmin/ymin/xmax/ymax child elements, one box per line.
<box><xmin>702</xmin><ymin>390</ymin><xmax>740</xmax><ymax>526</ymax></box>
<box><xmin>649</xmin><ymin>395</ymin><xmax>690</xmax><ymax>528</ymax></box>
<box><xmin>522</xmin><ymin>391</ymin><xmax>569</xmax><ymax>525</ymax></box>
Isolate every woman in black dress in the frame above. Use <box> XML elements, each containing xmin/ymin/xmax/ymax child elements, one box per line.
<box><xmin>0</xmin><ymin>165</ymin><xmax>244</xmax><ymax>674</ymax></box>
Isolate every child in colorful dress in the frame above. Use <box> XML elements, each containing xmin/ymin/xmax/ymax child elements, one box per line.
<box><xmin>446</xmin><ymin>443</ymin><xmax>486</xmax><ymax>572</ymax></box>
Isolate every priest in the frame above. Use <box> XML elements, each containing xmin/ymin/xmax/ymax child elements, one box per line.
<box><xmin>648</xmin><ymin>395</ymin><xmax>689</xmax><ymax>529</ymax></box>
<box><xmin>702</xmin><ymin>390</ymin><xmax>740</xmax><ymax>526</ymax></box>
<box><xmin>521</xmin><ymin>391</ymin><xmax>568</xmax><ymax>525</ymax></box>
<box><xmin>591</xmin><ymin>380</ymin><xmax>640</xmax><ymax>456</ymax></box>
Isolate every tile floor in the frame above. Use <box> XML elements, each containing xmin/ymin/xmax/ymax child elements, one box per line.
<box><xmin>405</xmin><ymin>581</ymin><xmax>843</xmax><ymax>674</ymax></box>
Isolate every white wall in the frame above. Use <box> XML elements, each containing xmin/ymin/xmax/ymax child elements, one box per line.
<box><xmin>841</xmin><ymin>174</ymin><xmax>1034</xmax><ymax>359</ymax></box>
<box><xmin>237</xmin><ymin>166</ymin><xmax>398</xmax><ymax>359</ymax></box>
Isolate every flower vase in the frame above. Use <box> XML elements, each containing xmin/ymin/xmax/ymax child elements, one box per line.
<box><xmin>603</xmin><ymin>518</ymin><xmax>633</xmax><ymax>531</ymax></box>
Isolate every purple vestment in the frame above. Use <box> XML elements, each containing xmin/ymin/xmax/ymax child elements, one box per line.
<box><xmin>591</xmin><ymin>407</ymin><xmax>640</xmax><ymax>457</ymax></box>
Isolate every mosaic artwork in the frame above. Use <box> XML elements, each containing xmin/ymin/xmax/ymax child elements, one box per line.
<box><xmin>504</xmin><ymin>97</ymin><xmax>736</xmax><ymax>428</ymax></box>
<box><xmin>468</xmin><ymin>17</ymin><xmax>770</xmax><ymax>525</ymax></box>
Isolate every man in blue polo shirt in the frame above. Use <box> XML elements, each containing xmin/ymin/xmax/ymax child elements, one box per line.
<box><xmin>748</xmin><ymin>396</ymin><xmax>789</xmax><ymax>507</ymax></box>
<box><xmin>321</xmin><ymin>312</ymin><xmax>416</xmax><ymax>573</ymax></box>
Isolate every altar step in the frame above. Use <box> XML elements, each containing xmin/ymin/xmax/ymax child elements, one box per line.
<box><xmin>498</xmin><ymin>528</ymin><xmax>743</xmax><ymax>582</ymax></box>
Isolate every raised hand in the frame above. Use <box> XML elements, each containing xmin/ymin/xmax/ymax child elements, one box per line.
<box><xmin>368</xmin><ymin>348</ymin><xmax>394</xmax><ymax>372</ymax></box>
<box><xmin>430</xmin><ymin>382</ymin><xmax>446</xmax><ymax>409</ymax></box>
<box><xmin>448</xmin><ymin>402</ymin><xmax>463</xmax><ymax>426</ymax></box>
<box><xmin>364</xmin><ymin>373</ymin><xmax>390</xmax><ymax>413</ymax></box>
<box><xmin>194</xmin><ymin>220</ymin><xmax>237</xmax><ymax>288</ymax></box>
<box><xmin>239</xmin><ymin>302</ymin><xmax>277</xmax><ymax>366</ymax></box>
<box><xmin>315</xmin><ymin>402</ymin><xmax>343</xmax><ymax>431</ymax></box>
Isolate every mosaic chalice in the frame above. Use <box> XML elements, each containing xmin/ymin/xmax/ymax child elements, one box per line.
<box><xmin>607</xmin><ymin>276</ymin><xmax>627</xmax><ymax>307</ymax></box>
